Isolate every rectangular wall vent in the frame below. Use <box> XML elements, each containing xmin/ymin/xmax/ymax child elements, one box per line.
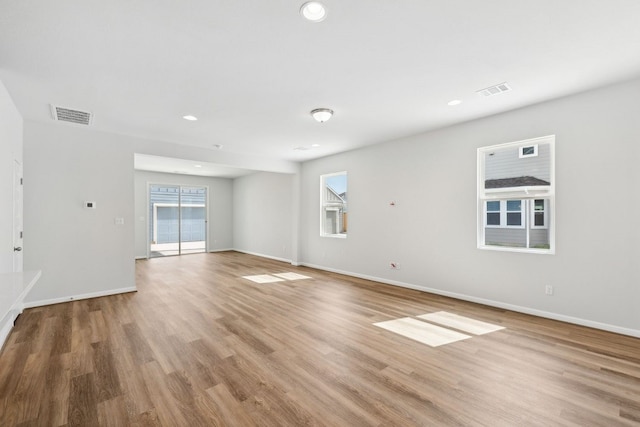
<box><xmin>477</xmin><ymin>82</ymin><xmax>511</xmax><ymax>97</ymax></box>
<box><xmin>50</xmin><ymin>105</ymin><xmax>93</xmax><ymax>125</ymax></box>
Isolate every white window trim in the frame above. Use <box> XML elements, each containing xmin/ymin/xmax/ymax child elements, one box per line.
<box><xmin>477</xmin><ymin>135</ymin><xmax>555</xmax><ymax>254</ymax></box>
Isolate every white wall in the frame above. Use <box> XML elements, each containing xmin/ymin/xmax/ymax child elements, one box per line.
<box><xmin>134</xmin><ymin>170</ymin><xmax>233</xmax><ymax>258</ymax></box>
<box><xmin>0</xmin><ymin>80</ymin><xmax>22</xmax><ymax>275</ymax></box>
<box><xmin>233</xmin><ymin>172</ymin><xmax>295</xmax><ymax>262</ymax></box>
<box><xmin>300</xmin><ymin>77</ymin><xmax>640</xmax><ymax>335</ymax></box>
<box><xmin>23</xmin><ymin>121</ymin><xmax>136</xmax><ymax>304</ymax></box>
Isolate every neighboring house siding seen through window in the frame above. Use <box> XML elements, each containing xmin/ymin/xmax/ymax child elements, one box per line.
<box><xmin>477</xmin><ymin>136</ymin><xmax>555</xmax><ymax>253</ymax></box>
<box><xmin>320</xmin><ymin>172</ymin><xmax>348</xmax><ymax>238</ymax></box>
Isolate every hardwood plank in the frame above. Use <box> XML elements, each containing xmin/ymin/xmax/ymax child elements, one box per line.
<box><xmin>139</xmin><ymin>361</ymin><xmax>190</xmax><ymax>426</ymax></box>
<box><xmin>121</xmin><ymin>323</ymin><xmax>155</xmax><ymax>366</ymax></box>
<box><xmin>91</xmin><ymin>340</ymin><xmax>122</xmax><ymax>403</ymax></box>
<box><xmin>67</xmin><ymin>373</ymin><xmax>99</xmax><ymax>426</ymax></box>
<box><xmin>96</xmin><ymin>396</ymin><xmax>129</xmax><ymax>427</ymax></box>
<box><xmin>37</xmin><ymin>352</ymin><xmax>71</xmax><ymax>427</ymax></box>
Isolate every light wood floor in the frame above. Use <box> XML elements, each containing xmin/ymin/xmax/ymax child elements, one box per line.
<box><xmin>1</xmin><ymin>252</ymin><xmax>639</xmax><ymax>426</ymax></box>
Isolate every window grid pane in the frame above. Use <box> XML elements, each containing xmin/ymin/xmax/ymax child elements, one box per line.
<box><xmin>487</xmin><ymin>201</ymin><xmax>500</xmax><ymax>211</ymax></box>
<box><xmin>487</xmin><ymin>212</ymin><xmax>500</xmax><ymax>225</ymax></box>
<box><xmin>506</xmin><ymin>212</ymin><xmax>522</xmax><ymax>226</ymax></box>
<box><xmin>506</xmin><ymin>200</ymin><xmax>521</xmax><ymax>211</ymax></box>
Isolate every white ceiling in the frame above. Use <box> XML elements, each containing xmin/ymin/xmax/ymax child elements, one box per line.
<box><xmin>2</xmin><ymin>1</ymin><xmax>640</xmax><ymax>173</ymax></box>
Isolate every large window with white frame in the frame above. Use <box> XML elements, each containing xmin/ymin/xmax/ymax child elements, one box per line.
<box><xmin>477</xmin><ymin>136</ymin><xmax>555</xmax><ymax>253</ymax></box>
<box><xmin>320</xmin><ymin>171</ymin><xmax>347</xmax><ymax>238</ymax></box>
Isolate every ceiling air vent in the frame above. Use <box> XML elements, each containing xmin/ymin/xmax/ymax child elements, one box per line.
<box><xmin>50</xmin><ymin>105</ymin><xmax>94</xmax><ymax>125</ymax></box>
<box><xmin>477</xmin><ymin>82</ymin><xmax>511</xmax><ymax>97</ymax></box>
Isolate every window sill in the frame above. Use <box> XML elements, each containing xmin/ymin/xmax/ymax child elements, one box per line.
<box><xmin>478</xmin><ymin>245</ymin><xmax>554</xmax><ymax>255</ymax></box>
<box><xmin>321</xmin><ymin>234</ymin><xmax>347</xmax><ymax>239</ymax></box>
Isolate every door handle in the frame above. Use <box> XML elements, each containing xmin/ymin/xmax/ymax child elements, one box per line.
<box><xmin>14</xmin><ymin>247</ymin><xmax>22</xmax><ymax>252</ymax></box>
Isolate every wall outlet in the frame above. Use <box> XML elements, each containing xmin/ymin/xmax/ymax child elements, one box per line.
<box><xmin>390</xmin><ymin>262</ymin><xmax>400</xmax><ymax>270</ymax></box>
<box><xmin>545</xmin><ymin>285</ymin><xmax>553</xmax><ymax>295</ymax></box>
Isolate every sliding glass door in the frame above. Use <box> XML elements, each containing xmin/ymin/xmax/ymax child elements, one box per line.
<box><xmin>149</xmin><ymin>184</ymin><xmax>207</xmax><ymax>257</ymax></box>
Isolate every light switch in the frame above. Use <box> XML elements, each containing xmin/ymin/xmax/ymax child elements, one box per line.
<box><xmin>115</xmin><ymin>217</ymin><xmax>125</xmax><ymax>225</ymax></box>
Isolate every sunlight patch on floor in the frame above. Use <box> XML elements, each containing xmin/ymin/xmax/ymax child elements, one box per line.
<box><xmin>417</xmin><ymin>311</ymin><xmax>505</xmax><ymax>335</ymax></box>
<box><xmin>374</xmin><ymin>311</ymin><xmax>505</xmax><ymax>347</ymax></box>
<box><xmin>242</xmin><ymin>272</ymin><xmax>312</xmax><ymax>283</ymax></box>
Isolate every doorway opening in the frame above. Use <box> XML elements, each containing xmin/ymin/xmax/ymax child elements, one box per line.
<box><xmin>148</xmin><ymin>184</ymin><xmax>207</xmax><ymax>257</ymax></box>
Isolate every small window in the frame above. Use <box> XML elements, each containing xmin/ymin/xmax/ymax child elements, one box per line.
<box><xmin>519</xmin><ymin>144</ymin><xmax>538</xmax><ymax>158</ymax></box>
<box><xmin>320</xmin><ymin>172</ymin><xmax>347</xmax><ymax>238</ymax></box>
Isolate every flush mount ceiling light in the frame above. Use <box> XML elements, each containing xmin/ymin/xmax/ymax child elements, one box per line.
<box><xmin>311</xmin><ymin>108</ymin><xmax>333</xmax><ymax>123</ymax></box>
<box><xmin>183</xmin><ymin>115</ymin><xmax>198</xmax><ymax>121</ymax></box>
<box><xmin>300</xmin><ymin>2</ymin><xmax>327</xmax><ymax>22</ymax></box>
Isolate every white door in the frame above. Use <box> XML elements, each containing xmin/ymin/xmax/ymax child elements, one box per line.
<box><xmin>13</xmin><ymin>159</ymin><xmax>23</xmax><ymax>272</ymax></box>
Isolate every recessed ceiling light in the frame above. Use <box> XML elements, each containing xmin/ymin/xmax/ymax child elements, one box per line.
<box><xmin>447</xmin><ymin>99</ymin><xmax>462</xmax><ymax>106</ymax></box>
<box><xmin>300</xmin><ymin>2</ymin><xmax>327</xmax><ymax>22</ymax></box>
<box><xmin>194</xmin><ymin>164</ymin><xmax>202</xmax><ymax>168</ymax></box>
<box><xmin>311</xmin><ymin>144</ymin><xmax>321</xmax><ymax>147</ymax></box>
<box><xmin>183</xmin><ymin>115</ymin><xmax>198</xmax><ymax>121</ymax></box>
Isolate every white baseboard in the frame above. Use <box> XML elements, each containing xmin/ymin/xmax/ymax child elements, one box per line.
<box><xmin>232</xmin><ymin>249</ymin><xmax>292</xmax><ymax>264</ymax></box>
<box><xmin>23</xmin><ymin>286</ymin><xmax>137</xmax><ymax>309</ymax></box>
<box><xmin>0</xmin><ymin>270</ymin><xmax>42</xmax><ymax>351</ymax></box>
<box><xmin>209</xmin><ymin>248</ymin><xmax>235</xmax><ymax>253</ymax></box>
<box><xmin>0</xmin><ymin>319</ymin><xmax>14</xmax><ymax>353</ymax></box>
<box><xmin>301</xmin><ymin>262</ymin><xmax>640</xmax><ymax>339</ymax></box>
